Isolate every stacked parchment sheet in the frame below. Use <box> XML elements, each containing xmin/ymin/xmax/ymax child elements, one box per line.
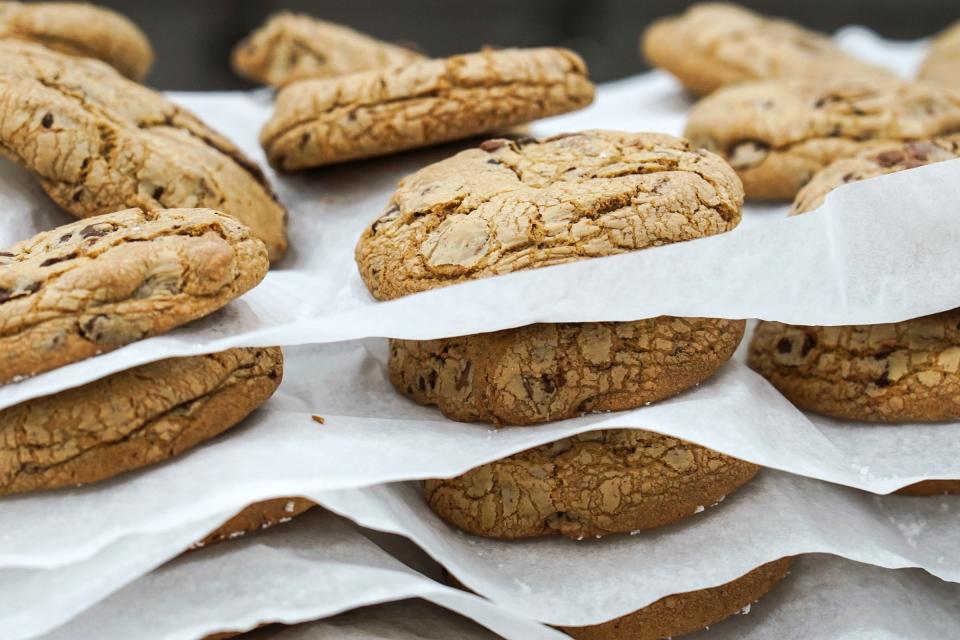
<box><xmin>4</xmin><ymin>28</ymin><xmax>960</xmax><ymax>639</ymax></box>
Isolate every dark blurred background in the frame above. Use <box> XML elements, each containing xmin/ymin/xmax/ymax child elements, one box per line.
<box><xmin>96</xmin><ymin>0</ymin><xmax>958</xmax><ymax>90</ymax></box>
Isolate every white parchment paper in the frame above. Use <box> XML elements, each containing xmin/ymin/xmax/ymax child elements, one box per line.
<box><xmin>311</xmin><ymin>472</ymin><xmax>960</xmax><ymax>627</ymax></box>
<box><xmin>35</xmin><ymin>509</ymin><xmax>564</xmax><ymax>640</ymax></box>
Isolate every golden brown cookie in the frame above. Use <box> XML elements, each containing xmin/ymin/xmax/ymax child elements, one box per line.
<box><xmin>790</xmin><ymin>138</ymin><xmax>960</xmax><ymax>214</ymax></box>
<box><xmin>0</xmin><ymin>347</ymin><xmax>282</xmax><ymax>495</ymax></box>
<box><xmin>193</xmin><ymin>498</ymin><xmax>315</xmax><ymax>548</ymax></box>
<box><xmin>261</xmin><ymin>47</ymin><xmax>595</xmax><ymax>170</ymax></box>
<box><xmin>232</xmin><ymin>12</ymin><xmax>423</xmax><ymax>87</ymax></box>
<box><xmin>357</xmin><ymin>131</ymin><xmax>745</xmax><ymax>425</ymax></box>
<box><xmin>425</xmin><ymin>429</ymin><xmax>759</xmax><ymax>539</ymax></box>
<box><xmin>684</xmin><ymin>78</ymin><xmax>960</xmax><ymax>200</ymax></box>
<box><xmin>896</xmin><ymin>480</ymin><xmax>960</xmax><ymax>496</ymax></box>
<box><xmin>391</xmin><ymin>319</ymin><xmax>745</xmax><ymax>426</ymax></box>
<box><xmin>0</xmin><ymin>208</ymin><xmax>268</xmax><ymax>385</ymax></box>
<box><xmin>642</xmin><ymin>3</ymin><xmax>890</xmax><ymax>96</ymax></box>
<box><xmin>0</xmin><ymin>1</ymin><xmax>153</xmax><ymax>80</ymax></box>
<box><xmin>563</xmin><ymin>558</ymin><xmax>792</xmax><ymax>640</ymax></box>
<box><xmin>0</xmin><ymin>39</ymin><xmax>287</xmax><ymax>261</ymax></box>
<box><xmin>919</xmin><ymin>21</ymin><xmax>960</xmax><ymax>91</ymax></box>
<box><xmin>749</xmin><ymin>311</ymin><xmax>960</xmax><ymax>423</ymax></box>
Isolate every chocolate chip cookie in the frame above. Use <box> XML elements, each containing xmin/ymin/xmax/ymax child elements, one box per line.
<box><xmin>232</xmin><ymin>12</ymin><xmax>423</xmax><ymax>87</ymax></box>
<box><xmin>750</xmin><ymin>141</ymin><xmax>960</xmax><ymax>422</ymax></box>
<box><xmin>0</xmin><ymin>1</ymin><xmax>153</xmax><ymax>80</ymax></box>
<box><xmin>642</xmin><ymin>3</ymin><xmax>890</xmax><ymax>96</ymax></box>
<box><xmin>684</xmin><ymin>78</ymin><xmax>960</xmax><ymax>200</ymax></box>
<box><xmin>194</xmin><ymin>498</ymin><xmax>315</xmax><ymax>548</ymax></box>
<box><xmin>919</xmin><ymin>21</ymin><xmax>960</xmax><ymax>91</ymax></box>
<box><xmin>425</xmin><ymin>429</ymin><xmax>759</xmax><ymax>539</ymax></box>
<box><xmin>0</xmin><ymin>39</ymin><xmax>287</xmax><ymax>261</ymax></box>
<box><xmin>0</xmin><ymin>347</ymin><xmax>282</xmax><ymax>495</ymax></box>
<box><xmin>896</xmin><ymin>480</ymin><xmax>960</xmax><ymax>496</ymax></box>
<box><xmin>564</xmin><ymin>558</ymin><xmax>792</xmax><ymax>640</ymax></box>
<box><xmin>261</xmin><ymin>47</ymin><xmax>595</xmax><ymax>170</ymax></box>
<box><xmin>0</xmin><ymin>208</ymin><xmax>268</xmax><ymax>385</ymax></box>
<box><xmin>357</xmin><ymin>131</ymin><xmax>745</xmax><ymax>425</ymax></box>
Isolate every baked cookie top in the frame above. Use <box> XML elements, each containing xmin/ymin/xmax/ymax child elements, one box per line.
<box><xmin>0</xmin><ymin>208</ymin><xmax>268</xmax><ymax>384</ymax></box>
<box><xmin>919</xmin><ymin>21</ymin><xmax>960</xmax><ymax>90</ymax></box>
<box><xmin>642</xmin><ymin>3</ymin><xmax>890</xmax><ymax>95</ymax></box>
<box><xmin>791</xmin><ymin>137</ymin><xmax>960</xmax><ymax>214</ymax></box>
<box><xmin>0</xmin><ymin>1</ymin><xmax>153</xmax><ymax>80</ymax></box>
<box><xmin>0</xmin><ymin>347</ymin><xmax>282</xmax><ymax>495</ymax></box>
<box><xmin>0</xmin><ymin>39</ymin><xmax>287</xmax><ymax>261</ymax></box>
<box><xmin>356</xmin><ymin>131</ymin><xmax>743</xmax><ymax>300</ymax></box>
<box><xmin>232</xmin><ymin>12</ymin><xmax>424</xmax><ymax>86</ymax></box>
<box><xmin>685</xmin><ymin>78</ymin><xmax>960</xmax><ymax>173</ymax></box>
<box><xmin>260</xmin><ymin>47</ymin><xmax>595</xmax><ymax>170</ymax></box>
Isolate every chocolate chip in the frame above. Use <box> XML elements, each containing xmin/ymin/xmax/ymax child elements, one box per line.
<box><xmin>58</xmin><ymin>233</ymin><xmax>72</xmax><ymax>244</ymax></box>
<box><xmin>24</xmin><ymin>281</ymin><xmax>40</xmax><ymax>294</ymax></box>
<box><xmin>874</xmin><ymin>151</ymin><xmax>904</xmax><ymax>167</ymax></box>
<box><xmin>874</xmin><ymin>350</ymin><xmax>893</xmax><ymax>360</ymax></box>
<box><xmin>541</xmin><ymin>375</ymin><xmax>556</xmax><ymax>394</ymax></box>
<box><xmin>427</xmin><ymin>369</ymin><xmax>438</xmax><ymax>389</ymax></box>
<box><xmin>486</xmin><ymin>158</ymin><xmax>501</xmax><ymax>165</ymax></box>
<box><xmin>776</xmin><ymin>338</ymin><xmax>792</xmax><ymax>354</ymax></box>
<box><xmin>152</xmin><ymin>186</ymin><xmax>165</xmax><ymax>200</ymax></box>
<box><xmin>267</xmin><ymin>369</ymin><xmax>278</xmax><ymax>380</ymax></box>
<box><xmin>800</xmin><ymin>334</ymin><xmax>816</xmax><ymax>357</ymax></box>
<box><xmin>40</xmin><ymin>252</ymin><xmax>76</xmax><ymax>267</ymax></box>
<box><xmin>41</xmin><ymin>113</ymin><xmax>53</xmax><ymax>128</ymax></box>
<box><xmin>479</xmin><ymin>139</ymin><xmax>506</xmax><ymax>152</ymax></box>
<box><xmin>72</xmin><ymin>189</ymin><xmax>83</xmax><ymax>202</ymax></box>
<box><xmin>0</xmin><ymin>288</ymin><xmax>10</xmax><ymax>303</ymax></box>
<box><xmin>79</xmin><ymin>224</ymin><xmax>108</xmax><ymax>238</ymax></box>
<box><xmin>78</xmin><ymin>314</ymin><xmax>107</xmax><ymax>341</ymax></box>
<box><xmin>875</xmin><ymin>371</ymin><xmax>891</xmax><ymax>388</ymax></box>
<box><xmin>842</xmin><ymin>173</ymin><xmax>854</xmax><ymax>183</ymax></box>
<box><xmin>0</xmin><ymin>252</ymin><xmax>13</xmax><ymax>257</ymax></box>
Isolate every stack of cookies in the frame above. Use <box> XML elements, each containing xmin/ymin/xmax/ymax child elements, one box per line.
<box><xmin>0</xmin><ymin>3</ymin><xmax>308</xmax><ymax>546</ymax></box>
<box><xmin>354</xmin><ymin>130</ymin><xmax>792</xmax><ymax>638</ymax></box>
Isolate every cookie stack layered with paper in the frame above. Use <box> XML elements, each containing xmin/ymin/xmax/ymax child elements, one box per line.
<box><xmin>0</xmin><ymin>3</ymin><xmax>308</xmax><ymax>546</ymax></box>
<box><xmin>354</xmin><ymin>130</ymin><xmax>791</xmax><ymax>638</ymax></box>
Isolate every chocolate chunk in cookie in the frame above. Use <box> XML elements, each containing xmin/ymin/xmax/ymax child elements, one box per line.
<box><xmin>0</xmin><ymin>208</ymin><xmax>268</xmax><ymax>384</ymax></box>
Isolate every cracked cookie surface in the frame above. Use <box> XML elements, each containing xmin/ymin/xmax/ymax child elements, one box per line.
<box><xmin>425</xmin><ymin>429</ymin><xmax>759</xmax><ymax>539</ymax></box>
<box><xmin>232</xmin><ymin>12</ymin><xmax>423</xmax><ymax>87</ymax></box>
<box><xmin>358</xmin><ymin>131</ymin><xmax>745</xmax><ymax>425</ymax></box>
<box><xmin>0</xmin><ymin>347</ymin><xmax>282</xmax><ymax>495</ymax></box>
<box><xmin>0</xmin><ymin>40</ymin><xmax>287</xmax><ymax>260</ymax></box>
<box><xmin>750</xmin><ymin>144</ymin><xmax>960</xmax><ymax>423</ymax></box>
<box><xmin>642</xmin><ymin>3</ymin><xmax>889</xmax><ymax>96</ymax></box>
<box><xmin>0</xmin><ymin>207</ymin><xmax>268</xmax><ymax>385</ymax></box>
<box><xmin>684</xmin><ymin>78</ymin><xmax>960</xmax><ymax>200</ymax></box>
<box><xmin>391</xmin><ymin>318</ymin><xmax>745</xmax><ymax>425</ymax></box>
<box><xmin>919</xmin><ymin>21</ymin><xmax>960</xmax><ymax>91</ymax></box>
<box><xmin>261</xmin><ymin>47</ymin><xmax>595</xmax><ymax>170</ymax></box>
<box><xmin>193</xmin><ymin>497</ymin><xmax>315</xmax><ymax>548</ymax></box>
<box><xmin>564</xmin><ymin>558</ymin><xmax>792</xmax><ymax>640</ymax></box>
<box><xmin>0</xmin><ymin>1</ymin><xmax>153</xmax><ymax>80</ymax></box>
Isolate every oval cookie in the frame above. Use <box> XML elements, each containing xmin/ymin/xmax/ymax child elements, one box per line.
<box><xmin>261</xmin><ymin>47</ymin><xmax>595</xmax><ymax>170</ymax></box>
<box><xmin>564</xmin><ymin>558</ymin><xmax>792</xmax><ymax>640</ymax></box>
<box><xmin>642</xmin><ymin>4</ymin><xmax>889</xmax><ymax>96</ymax></box>
<box><xmin>424</xmin><ymin>429</ymin><xmax>759</xmax><ymax>539</ymax></box>
<box><xmin>194</xmin><ymin>497</ymin><xmax>315</xmax><ymax>548</ymax></box>
<box><xmin>0</xmin><ymin>40</ymin><xmax>287</xmax><ymax>261</ymax></box>
<box><xmin>0</xmin><ymin>208</ymin><xmax>268</xmax><ymax>384</ymax></box>
<box><xmin>0</xmin><ymin>347</ymin><xmax>282</xmax><ymax>495</ymax></box>
<box><xmin>0</xmin><ymin>1</ymin><xmax>153</xmax><ymax>80</ymax></box>
<box><xmin>232</xmin><ymin>12</ymin><xmax>423</xmax><ymax>87</ymax></box>
<box><xmin>684</xmin><ymin>78</ymin><xmax>960</xmax><ymax>200</ymax></box>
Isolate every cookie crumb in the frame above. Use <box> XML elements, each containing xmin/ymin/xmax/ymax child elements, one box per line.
<box><xmin>311</xmin><ymin>415</ymin><xmax>325</xmax><ymax>424</ymax></box>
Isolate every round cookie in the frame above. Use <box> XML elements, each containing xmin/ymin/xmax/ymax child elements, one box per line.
<box><xmin>684</xmin><ymin>77</ymin><xmax>960</xmax><ymax>200</ymax></box>
<box><xmin>260</xmin><ymin>47</ymin><xmax>595</xmax><ymax>170</ymax></box>
<box><xmin>642</xmin><ymin>3</ymin><xmax>890</xmax><ymax>96</ymax></box>
<box><xmin>919</xmin><ymin>21</ymin><xmax>960</xmax><ymax>91</ymax></box>
<box><xmin>564</xmin><ymin>558</ymin><xmax>792</xmax><ymax>640</ymax></box>
<box><xmin>232</xmin><ymin>12</ymin><xmax>423</xmax><ymax>87</ymax></box>
<box><xmin>0</xmin><ymin>40</ymin><xmax>287</xmax><ymax>261</ymax></box>
<box><xmin>0</xmin><ymin>208</ymin><xmax>268</xmax><ymax>385</ymax></box>
<box><xmin>356</xmin><ymin>131</ymin><xmax>745</xmax><ymax>425</ymax></box>
<box><xmin>749</xmin><ymin>313</ymin><xmax>960</xmax><ymax>422</ymax></box>
<box><xmin>193</xmin><ymin>497</ymin><xmax>315</xmax><ymax>548</ymax></box>
<box><xmin>0</xmin><ymin>347</ymin><xmax>283</xmax><ymax>495</ymax></box>
<box><xmin>0</xmin><ymin>1</ymin><xmax>153</xmax><ymax>80</ymax></box>
<box><xmin>424</xmin><ymin>429</ymin><xmax>759</xmax><ymax>539</ymax></box>
<box><xmin>391</xmin><ymin>318</ymin><xmax>745</xmax><ymax>425</ymax></box>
